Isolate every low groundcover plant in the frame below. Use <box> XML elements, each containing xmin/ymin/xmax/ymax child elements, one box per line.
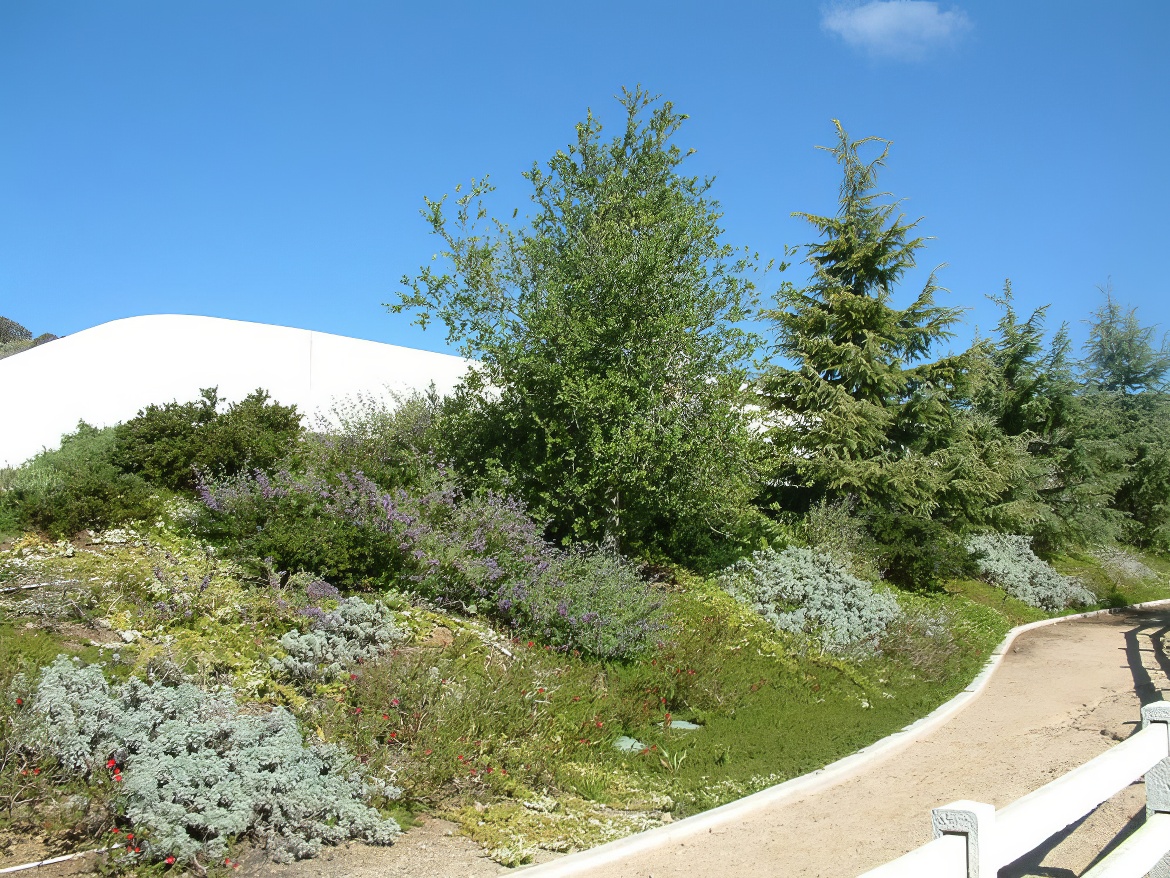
<box><xmin>272</xmin><ymin>594</ymin><xmax>406</xmax><ymax>681</ymax></box>
<box><xmin>21</xmin><ymin>656</ymin><xmax>400</xmax><ymax>865</ymax></box>
<box><xmin>719</xmin><ymin>546</ymin><xmax>901</xmax><ymax>656</ymax></box>
<box><xmin>966</xmin><ymin>533</ymin><xmax>1095</xmax><ymax>611</ymax></box>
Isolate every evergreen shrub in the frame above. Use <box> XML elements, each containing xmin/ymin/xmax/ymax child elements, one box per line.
<box><xmin>866</xmin><ymin>510</ymin><xmax>975</xmax><ymax>591</ymax></box>
<box><xmin>966</xmin><ymin>533</ymin><xmax>1095</xmax><ymax>610</ymax></box>
<box><xmin>114</xmin><ymin>387</ymin><xmax>302</xmax><ymax>492</ymax></box>
<box><xmin>0</xmin><ymin>423</ymin><xmax>159</xmax><ymax>537</ymax></box>
<box><xmin>23</xmin><ymin>657</ymin><xmax>399</xmax><ymax>864</ymax></box>
<box><xmin>719</xmin><ymin>547</ymin><xmax>901</xmax><ymax>656</ymax></box>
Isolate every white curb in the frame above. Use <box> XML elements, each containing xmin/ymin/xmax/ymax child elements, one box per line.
<box><xmin>516</xmin><ymin>598</ymin><xmax>1170</xmax><ymax>877</ymax></box>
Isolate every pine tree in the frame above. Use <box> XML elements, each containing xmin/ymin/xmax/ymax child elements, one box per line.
<box><xmin>1081</xmin><ymin>289</ymin><xmax>1170</xmax><ymax>548</ymax></box>
<box><xmin>973</xmin><ymin>282</ymin><xmax>1122</xmax><ymax>550</ymax></box>
<box><xmin>760</xmin><ymin>121</ymin><xmax>971</xmax><ymax>516</ymax></box>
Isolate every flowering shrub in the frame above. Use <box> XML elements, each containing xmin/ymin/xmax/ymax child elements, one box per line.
<box><xmin>273</xmin><ymin>596</ymin><xmax>405</xmax><ymax>681</ymax></box>
<box><xmin>22</xmin><ymin>657</ymin><xmax>399</xmax><ymax>864</ymax></box>
<box><xmin>199</xmin><ymin>468</ymin><xmax>665</xmax><ymax>659</ymax></box>
<box><xmin>719</xmin><ymin>547</ymin><xmax>901</xmax><ymax>656</ymax></box>
<box><xmin>966</xmin><ymin>533</ymin><xmax>1095</xmax><ymax>611</ymax></box>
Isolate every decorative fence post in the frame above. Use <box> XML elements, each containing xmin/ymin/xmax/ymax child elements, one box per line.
<box><xmin>1143</xmin><ymin>702</ymin><xmax>1170</xmax><ymax>878</ymax></box>
<box><xmin>931</xmin><ymin>800</ymin><xmax>995</xmax><ymax>878</ymax></box>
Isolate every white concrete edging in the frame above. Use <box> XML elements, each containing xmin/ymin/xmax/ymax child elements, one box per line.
<box><xmin>516</xmin><ymin>598</ymin><xmax>1170</xmax><ymax>877</ymax></box>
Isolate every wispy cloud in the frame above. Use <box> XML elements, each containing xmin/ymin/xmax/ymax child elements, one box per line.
<box><xmin>822</xmin><ymin>1</ymin><xmax>972</xmax><ymax>60</ymax></box>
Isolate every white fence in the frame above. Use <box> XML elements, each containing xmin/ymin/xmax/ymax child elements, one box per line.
<box><xmin>860</xmin><ymin>702</ymin><xmax>1170</xmax><ymax>878</ymax></box>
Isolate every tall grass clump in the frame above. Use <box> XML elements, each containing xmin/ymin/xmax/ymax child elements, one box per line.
<box><xmin>966</xmin><ymin>533</ymin><xmax>1096</xmax><ymax>611</ymax></box>
<box><xmin>719</xmin><ymin>547</ymin><xmax>901</xmax><ymax>656</ymax></box>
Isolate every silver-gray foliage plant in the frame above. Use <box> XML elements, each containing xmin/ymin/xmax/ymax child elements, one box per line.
<box><xmin>272</xmin><ymin>595</ymin><xmax>405</xmax><ymax>681</ymax></box>
<box><xmin>966</xmin><ymin>533</ymin><xmax>1095</xmax><ymax>611</ymax></box>
<box><xmin>719</xmin><ymin>547</ymin><xmax>901</xmax><ymax>656</ymax></box>
<box><xmin>25</xmin><ymin>657</ymin><xmax>399</xmax><ymax>864</ymax></box>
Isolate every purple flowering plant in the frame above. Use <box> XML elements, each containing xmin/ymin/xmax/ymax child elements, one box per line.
<box><xmin>197</xmin><ymin>466</ymin><xmax>664</xmax><ymax>659</ymax></box>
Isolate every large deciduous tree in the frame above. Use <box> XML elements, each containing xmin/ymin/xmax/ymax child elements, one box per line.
<box><xmin>391</xmin><ymin>88</ymin><xmax>763</xmax><ymax>558</ymax></box>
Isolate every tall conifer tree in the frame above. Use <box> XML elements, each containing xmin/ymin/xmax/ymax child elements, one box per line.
<box><xmin>761</xmin><ymin>122</ymin><xmax>971</xmax><ymax>516</ymax></box>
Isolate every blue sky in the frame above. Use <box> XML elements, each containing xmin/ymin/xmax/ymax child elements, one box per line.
<box><xmin>2</xmin><ymin>1</ymin><xmax>1167</xmax><ymax>360</ymax></box>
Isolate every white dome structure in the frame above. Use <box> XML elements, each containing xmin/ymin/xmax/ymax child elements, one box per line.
<box><xmin>0</xmin><ymin>314</ymin><xmax>473</xmax><ymax>468</ymax></box>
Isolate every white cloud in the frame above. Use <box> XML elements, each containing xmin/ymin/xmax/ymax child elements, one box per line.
<box><xmin>822</xmin><ymin>1</ymin><xmax>972</xmax><ymax>60</ymax></box>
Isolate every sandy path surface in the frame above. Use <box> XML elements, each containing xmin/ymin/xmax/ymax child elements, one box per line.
<box><xmin>556</xmin><ymin>608</ymin><xmax>1170</xmax><ymax>878</ymax></box>
<box><xmin>11</xmin><ymin>609</ymin><xmax>1168</xmax><ymax>878</ymax></box>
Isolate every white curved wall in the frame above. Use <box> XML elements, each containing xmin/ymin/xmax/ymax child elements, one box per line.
<box><xmin>0</xmin><ymin>314</ymin><xmax>473</xmax><ymax>468</ymax></box>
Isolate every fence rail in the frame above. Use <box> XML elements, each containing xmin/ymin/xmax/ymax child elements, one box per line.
<box><xmin>859</xmin><ymin>702</ymin><xmax>1170</xmax><ymax>878</ymax></box>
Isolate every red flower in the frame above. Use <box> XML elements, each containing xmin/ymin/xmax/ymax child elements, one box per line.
<box><xmin>424</xmin><ymin>748</ymin><xmax>433</xmax><ymax>756</ymax></box>
<box><xmin>107</xmin><ymin>758</ymin><xmax>117</xmax><ymax>768</ymax></box>
<box><xmin>381</xmin><ymin>713</ymin><xmax>389</xmax><ymax>720</ymax></box>
<box><xmin>354</xmin><ymin>707</ymin><xmax>362</xmax><ymax>715</ymax></box>
<box><xmin>390</xmin><ymin>698</ymin><xmax>399</xmax><ymax>707</ymax></box>
<box><xmin>125</xmin><ymin>833</ymin><xmax>133</xmax><ymax>840</ymax></box>
<box><xmin>349</xmin><ymin>674</ymin><xmax>357</xmax><ymax>680</ymax></box>
<box><xmin>165</xmin><ymin>856</ymin><xmax>176</xmax><ymax>865</ymax></box>
<box><xmin>32</xmin><ymin>768</ymin><xmax>40</xmax><ymax>775</ymax></box>
<box><xmin>527</xmin><ymin>641</ymin><xmax>534</xmax><ymax>648</ymax></box>
<box><xmin>389</xmin><ymin>731</ymin><xmax>397</xmax><ymax>738</ymax></box>
<box><xmin>114</xmin><ymin>775</ymin><xmax>123</xmax><ymax>782</ymax></box>
<box><xmin>110</xmin><ymin>828</ymin><xmax>121</xmax><ymax>834</ymax></box>
<box><xmin>14</xmin><ymin>697</ymin><xmax>22</xmax><ymax>705</ymax></box>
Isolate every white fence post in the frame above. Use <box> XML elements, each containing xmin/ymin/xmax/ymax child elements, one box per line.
<box><xmin>1143</xmin><ymin>702</ymin><xmax>1170</xmax><ymax>816</ymax></box>
<box><xmin>931</xmin><ymin>800</ymin><xmax>995</xmax><ymax>878</ymax></box>
<box><xmin>1143</xmin><ymin>702</ymin><xmax>1170</xmax><ymax>878</ymax></box>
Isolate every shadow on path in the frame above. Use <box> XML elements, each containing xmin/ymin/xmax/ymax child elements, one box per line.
<box><xmin>1001</xmin><ymin>610</ymin><xmax>1170</xmax><ymax>878</ymax></box>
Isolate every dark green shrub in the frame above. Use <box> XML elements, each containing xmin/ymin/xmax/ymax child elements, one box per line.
<box><xmin>195</xmin><ymin>469</ymin><xmax>411</xmax><ymax>585</ymax></box>
<box><xmin>0</xmin><ymin>423</ymin><xmax>159</xmax><ymax>537</ymax></box>
<box><xmin>864</xmin><ymin>509</ymin><xmax>975</xmax><ymax>591</ymax></box>
<box><xmin>113</xmin><ymin>387</ymin><xmax>302</xmax><ymax>492</ymax></box>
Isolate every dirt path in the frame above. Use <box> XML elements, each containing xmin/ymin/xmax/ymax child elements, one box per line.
<box><xmin>533</xmin><ymin>607</ymin><xmax>1170</xmax><ymax>878</ymax></box>
<box><xmin>11</xmin><ymin>609</ymin><xmax>1168</xmax><ymax>878</ymax></box>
